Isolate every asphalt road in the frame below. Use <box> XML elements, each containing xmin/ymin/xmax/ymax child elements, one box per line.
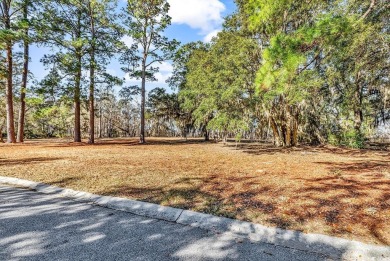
<box><xmin>0</xmin><ymin>185</ymin><xmax>335</xmax><ymax>261</ymax></box>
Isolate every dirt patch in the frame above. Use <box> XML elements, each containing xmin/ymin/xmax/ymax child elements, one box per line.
<box><xmin>0</xmin><ymin>138</ymin><xmax>389</xmax><ymax>245</ymax></box>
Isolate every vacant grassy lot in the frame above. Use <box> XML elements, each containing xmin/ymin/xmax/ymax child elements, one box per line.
<box><xmin>0</xmin><ymin>138</ymin><xmax>389</xmax><ymax>245</ymax></box>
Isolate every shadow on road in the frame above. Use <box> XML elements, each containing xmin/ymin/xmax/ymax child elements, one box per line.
<box><xmin>0</xmin><ymin>185</ymin><xmax>357</xmax><ymax>261</ymax></box>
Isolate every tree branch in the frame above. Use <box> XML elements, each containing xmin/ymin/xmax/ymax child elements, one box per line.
<box><xmin>361</xmin><ymin>0</ymin><xmax>376</xmax><ymax>20</ymax></box>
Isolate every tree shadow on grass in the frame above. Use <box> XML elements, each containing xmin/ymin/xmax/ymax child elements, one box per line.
<box><xmin>94</xmin><ymin>166</ymin><xmax>390</xmax><ymax>245</ymax></box>
<box><xmin>96</xmin><ymin>182</ymin><xmax>237</xmax><ymax>219</ymax></box>
<box><xmin>0</xmin><ymin>157</ymin><xmax>64</xmax><ymax>166</ymax></box>
<box><xmin>49</xmin><ymin>176</ymin><xmax>82</xmax><ymax>186</ymax></box>
<box><xmin>317</xmin><ymin>160</ymin><xmax>390</xmax><ymax>174</ymax></box>
<box><xmin>95</xmin><ymin>177</ymin><xmax>282</xmax><ymax>230</ymax></box>
<box><xmin>228</xmin><ymin>142</ymin><xmax>390</xmax><ymax>158</ymax></box>
<box><xmin>40</xmin><ymin>138</ymin><xmax>214</xmax><ymax>148</ymax></box>
<box><xmin>294</xmin><ymin>160</ymin><xmax>390</xmax><ymax>245</ymax></box>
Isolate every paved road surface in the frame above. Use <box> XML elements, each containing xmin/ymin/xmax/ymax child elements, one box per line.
<box><xmin>0</xmin><ymin>185</ymin><xmax>338</xmax><ymax>261</ymax></box>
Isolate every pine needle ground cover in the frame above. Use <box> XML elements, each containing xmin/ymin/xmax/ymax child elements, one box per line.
<box><xmin>0</xmin><ymin>138</ymin><xmax>389</xmax><ymax>245</ymax></box>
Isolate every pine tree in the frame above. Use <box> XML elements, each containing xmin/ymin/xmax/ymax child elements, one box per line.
<box><xmin>121</xmin><ymin>0</ymin><xmax>179</xmax><ymax>143</ymax></box>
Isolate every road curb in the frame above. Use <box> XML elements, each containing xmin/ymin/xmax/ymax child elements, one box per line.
<box><xmin>1</xmin><ymin>176</ymin><xmax>389</xmax><ymax>260</ymax></box>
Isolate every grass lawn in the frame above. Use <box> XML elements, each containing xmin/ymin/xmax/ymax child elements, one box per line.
<box><xmin>0</xmin><ymin>138</ymin><xmax>389</xmax><ymax>245</ymax></box>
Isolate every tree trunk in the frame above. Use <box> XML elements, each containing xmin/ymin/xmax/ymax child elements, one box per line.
<box><xmin>74</xmin><ymin>52</ymin><xmax>82</xmax><ymax>142</ymax></box>
<box><xmin>4</xmin><ymin>2</ymin><xmax>16</xmax><ymax>143</ymax></box>
<box><xmin>204</xmin><ymin>131</ymin><xmax>209</xmax><ymax>141</ymax></box>
<box><xmin>354</xmin><ymin>84</ymin><xmax>363</xmax><ymax>134</ymax></box>
<box><xmin>140</xmin><ymin>59</ymin><xmax>146</xmax><ymax>143</ymax></box>
<box><xmin>88</xmin><ymin>12</ymin><xmax>95</xmax><ymax>144</ymax></box>
<box><xmin>74</xmin><ymin>11</ymin><xmax>82</xmax><ymax>143</ymax></box>
<box><xmin>203</xmin><ymin>126</ymin><xmax>209</xmax><ymax>141</ymax></box>
<box><xmin>99</xmin><ymin>107</ymin><xmax>102</xmax><ymax>138</ymax></box>
<box><xmin>270</xmin><ymin>117</ymin><xmax>282</xmax><ymax>146</ymax></box>
<box><xmin>285</xmin><ymin>107</ymin><xmax>292</xmax><ymax>147</ymax></box>
<box><xmin>6</xmin><ymin>42</ymin><xmax>16</xmax><ymax>143</ymax></box>
<box><xmin>285</xmin><ymin>105</ymin><xmax>299</xmax><ymax>147</ymax></box>
<box><xmin>88</xmin><ymin>57</ymin><xmax>95</xmax><ymax>144</ymax></box>
<box><xmin>0</xmin><ymin>119</ymin><xmax>5</xmax><ymax>143</ymax></box>
<box><xmin>291</xmin><ymin>109</ymin><xmax>299</xmax><ymax>146</ymax></box>
<box><xmin>17</xmin><ymin>0</ymin><xmax>29</xmax><ymax>143</ymax></box>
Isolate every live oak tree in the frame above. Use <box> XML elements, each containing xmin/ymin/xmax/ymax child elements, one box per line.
<box><xmin>242</xmin><ymin>0</ymin><xmax>389</xmax><ymax>147</ymax></box>
<box><xmin>177</xmin><ymin>43</ymin><xmax>211</xmax><ymax>140</ymax></box>
<box><xmin>176</xmin><ymin>12</ymin><xmax>263</xmax><ymax>142</ymax></box>
<box><xmin>121</xmin><ymin>0</ymin><xmax>178</xmax><ymax>143</ymax></box>
<box><xmin>168</xmin><ymin>42</ymin><xmax>206</xmax><ymax>92</ymax></box>
<box><xmin>167</xmin><ymin>42</ymin><xmax>208</xmax><ymax>138</ymax></box>
<box><xmin>179</xmin><ymin>31</ymin><xmax>261</xmax><ymax>142</ymax></box>
<box><xmin>241</xmin><ymin>0</ymin><xmax>328</xmax><ymax>146</ymax></box>
<box><xmin>173</xmin><ymin>0</ymin><xmax>388</xmax><ymax>147</ymax></box>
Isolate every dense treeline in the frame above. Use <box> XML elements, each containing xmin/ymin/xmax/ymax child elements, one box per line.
<box><xmin>1</xmin><ymin>0</ymin><xmax>389</xmax><ymax>147</ymax></box>
<box><xmin>175</xmin><ymin>0</ymin><xmax>389</xmax><ymax>147</ymax></box>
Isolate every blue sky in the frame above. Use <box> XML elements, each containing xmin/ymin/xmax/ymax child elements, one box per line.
<box><xmin>28</xmin><ymin>0</ymin><xmax>236</xmax><ymax>93</ymax></box>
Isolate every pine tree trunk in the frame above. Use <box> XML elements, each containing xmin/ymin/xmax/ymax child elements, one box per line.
<box><xmin>88</xmin><ymin>59</ymin><xmax>95</xmax><ymax>144</ymax></box>
<box><xmin>3</xmin><ymin>1</ymin><xmax>16</xmax><ymax>143</ymax></box>
<box><xmin>99</xmin><ymin>107</ymin><xmax>102</xmax><ymax>138</ymax></box>
<box><xmin>140</xmin><ymin>59</ymin><xmax>146</xmax><ymax>143</ymax></box>
<box><xmin>6</xmin><ymin>42</ymin><xmax>16</xmax><ymax>143</ymax></box>
<box><xmin>88</xmin><ymin>14</ymin><xmax>96</xmax><ymax>144</ymax></box>
<box><xmin>74</xmin><ymin>11</ymin><xmax>82</xmax><ymax>143</ymax></box>
<box><xmin>74</xmin><ymin>52</ymin><xmax>82</xmax><ymax>142</ymax></box>
<box><xmin>17</xmin><ymin>0</ymin><xmax>29</xmax><ymax>143</ymax></box>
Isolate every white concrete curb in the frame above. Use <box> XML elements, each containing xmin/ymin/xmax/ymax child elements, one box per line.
<box><xmin>1</xmin><ymin>176</ymin><xmax>389</xmax><ymax>260</ymax></box>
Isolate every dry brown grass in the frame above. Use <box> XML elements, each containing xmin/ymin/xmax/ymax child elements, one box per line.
<box><xmin>0</xmin><ymin>138</ymin><xmax>389</xmax><ymax>245</ymax></box>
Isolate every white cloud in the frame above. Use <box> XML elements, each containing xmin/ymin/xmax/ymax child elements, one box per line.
<box><xmin>168</xmin><ymin>0</ymin><xmax>225</xmax><ymax>40</ymax></box>
<box><xmin>157</xmin><ymin>61</ymin><xmax>173</xmax><ymax>72</ymax></box>
<box><xmin>203</xmin><ymin>29</ymin><xmax>221</xmax><ymax>42</ymax></box>
<box><xmin>106</xmin><ymin>68</ymin><xmax>117</xmax><ymax>76</ymax></box>
<box><xmin>154</xmin><ymin>72</ymin><xmax>171</xmax><ymax>83</ymax></box>
<box><xmin>155</xmin><ymin>61</ymin><xmax>173</xmax><ymax>84</ymax></box>
<box><xmin>121</xmin><ymin>35</ymin><xmax>135</xmax><ymax>48</ymax></box>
